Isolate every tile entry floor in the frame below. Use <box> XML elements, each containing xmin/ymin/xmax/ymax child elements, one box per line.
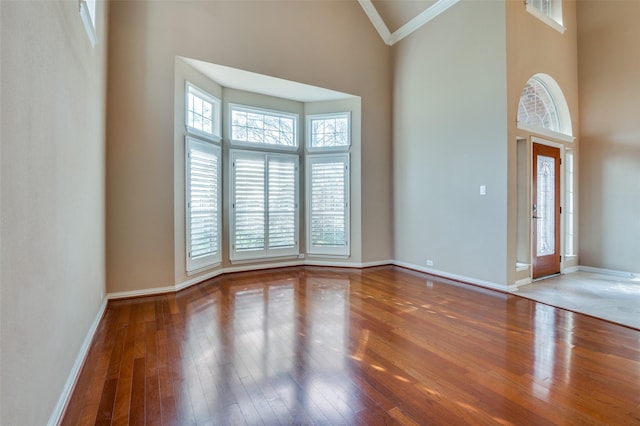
<box><xmin>514</xmin><ymin>271</ymin><xmax>640</xmax><ymax>330</ymax></box>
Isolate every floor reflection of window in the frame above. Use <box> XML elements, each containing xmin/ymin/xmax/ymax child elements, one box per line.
<box><xmin>305</xmin><ymin>277</ymin><xmax>354</xmax><ymax>423</ymax></box>
<box><xmin>533</xmin><ymin>304</ymin><xmax>556</xmax><ymax>400</ymax></box>
<box><xmin>181</xmin><ymin>274</ymin><xmax>360</xmax><ymax>424</ymax></box>
<box><xmin>308</xmin><ymin>278</ymin><xmax>348</xmax><ymax>369</ymax></box>
<box><xmin>230</xmin><ymin>281</ymin><xmax>296</xmax><ymax>423</ymax></box>
<box><xmin>233</xmin><ymin>283</ymin><xmax>296</xmax><ymax>375</ymax></box>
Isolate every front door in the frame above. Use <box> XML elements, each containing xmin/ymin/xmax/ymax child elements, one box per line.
<box><xmin>532</xmin><ymin>142</ymin><xmax>561</xmax><ymax>279</ymax></box>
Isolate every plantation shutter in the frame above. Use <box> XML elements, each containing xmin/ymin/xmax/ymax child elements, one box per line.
<box><xmin>268</xmin><ymin>156</ymin><xmax>297</xmax><ymax>249</ymax></box>
<box><xmin>231</xmin><ymin>150</ymin><xmax>299</xmax><ymax>261</ymax></box>
<box><xmin>186</xmin><ymin>137</ymin><xmax>220</xmax><ymax>271</ymax></box>
<box><xmin>307</xmin><ymin>154</ymin><xmax>349</xmax><ymax>256</ymax></box>
<box><xmin>233</xmin><ymin>152</ymin><xmax>266</xmax><ymax>255</ymax></box>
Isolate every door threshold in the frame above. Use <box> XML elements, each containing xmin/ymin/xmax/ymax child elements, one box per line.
<box><xmin>532</xmin><ymin>273</ymin><xmax>561</xmax><ymax>282</ymax></box>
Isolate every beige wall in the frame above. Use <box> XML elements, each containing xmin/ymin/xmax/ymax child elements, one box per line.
<box><xmin>0</xmin><ymin>1</ymin><xmax>108</xmax><ymax>424</ymax></box>
<box><xmin>505</xmin><ymin>0</ymin><xmax>580</xmax><ymax>284</ymax></box>
<box><xmin>107</xmin><ymin>0</ymin><xmax>392</xmax><ymax>294</ymax></box>
<box><xmin>392</xmin><ymin>0</ymin><xmax>509</xmax><ymax>287</ymax></box>
<box><xmin>577</xmin><ymin>1</ymin><xmax>640</xmax><ymax>274</ymax></box>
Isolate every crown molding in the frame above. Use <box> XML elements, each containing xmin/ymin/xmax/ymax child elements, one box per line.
<box><xmin>358</xmin><ymin>0</ymin><xmax>392</xmax><ymax>45</ymax></box>
<box><xmin>359</xmin><ymin>0</ymin><xmax>461</xmax><ymax>46</ymax></box>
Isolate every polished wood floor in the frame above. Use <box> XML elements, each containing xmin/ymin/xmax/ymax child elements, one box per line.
<box><xmin>62</xmin><ymin>266</ymin><xmax>640</xmax><ymax>425</ymax></box>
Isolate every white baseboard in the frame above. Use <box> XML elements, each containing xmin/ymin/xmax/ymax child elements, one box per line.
<box><xmin>108</xmin><ymin>284</ymin><xmax>175</xmax><ymax>300</ymax></box>
<box><xmin>304</xmin><ymin>259</ymin><xmax>392</xmax><ymax>268</ymax></box>
<box><xmin>579</xmin><ymin>265</ymin><xmax>639</xmax><ymax>279</ymax></box>
<box><xmin>513</xmin><ymin>277</ymin><xmax>532</xmax><ymax>289</ymax></box>
<box><xmin>360</xmin><ymin>259</ymin><xmax>394</xmax><ymax>268</ymax></box>
<box><xmin>176</xmin><ymin>269</ymin><xmax>226</xmax><ymax>292</ymax></box>
<box><xmin>392</xmin><ymin>260</ymin><xmax>510</xmax><ymax>292</ymax></box>
<box><xmin>563</xmin><ymin>265</ymin><xmax>579</xmax><ymax>274</ymax></box>
<box><xmin>223</xmin><ymin>259</ymin><xmax>304</xmax><ymax>274</ymax></box>
<box><xmin>47</xmin><ymin>298</ymin><xmax>108</xmax><ymax>426</ymax></box>
<box><xmin>50</xmin><ymin>257</ymin><xmax>514</xmax><ymax>425</ymax></box>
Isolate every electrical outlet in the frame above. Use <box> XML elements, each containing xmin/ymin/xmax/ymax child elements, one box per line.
<box><xmin>426</xmin><ymin>259</ymin><xmax>434</xmax><ymax>267</ymax></box>
<box><xmin>298</xmin><ymin>253</ymin><xmax>305</xmax><ymax>259</ymax></box>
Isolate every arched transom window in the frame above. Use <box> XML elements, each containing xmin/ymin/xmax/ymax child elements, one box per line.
<box><xmin>518</xmin><ymin>78</ymin><xmax>560</xmax><ymax>132</ymax></box>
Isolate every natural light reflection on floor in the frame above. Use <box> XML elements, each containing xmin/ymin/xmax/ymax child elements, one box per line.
<box><xmin>64</xmin><ymin>266</ymin><xmax>640</xmax><ymax>425</ymax></box>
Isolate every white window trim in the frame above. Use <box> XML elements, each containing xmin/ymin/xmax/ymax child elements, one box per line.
<box><xmin>79</xmin><ymin>0</ymin><xmax>97</xmax><ymax>47</ymax></box>
<box><xmin>186</xmin><ymin>82</ymin><xmax>222</xmax><ymax>142</ymax></box>
<box><xmin>306</xmin><ymin>112</ymin><xmax>351</xmax><ymax>152</ymax></box>
<box><xmin>229</xmin><ymin>103</ymin><xmax>299</xmax><ymax>151</ymax></box>
<box><xmin>306</xmin><ymin>153</ymin><xmax>350</xmax><ymax>257</ymax></box>
<box><xmin>517</xmin><ymin>122</ymin><xmax>575</xmax><ymax>143</ymax></box>
<box><xmin>230</xmin><ymin>149</ymin><xmax>299</xmax><ymax>262</ymax></box>
<box><xmin>185</xmin><ymin>137</ymin><xmax>222</xmax><ymax>272</ymax></box>
<box><xmin>525</xmin><ymin>3</ymin><xmax>566</xmax><ymax>34</ymax></box>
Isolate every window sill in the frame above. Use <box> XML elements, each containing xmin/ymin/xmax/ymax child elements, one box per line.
<box><xmin>230</xmin><ymin>254</ymin><xmax>301</xmax><ymax>265</ymax></box>
<box><xmin>307</xmin><ymin>253</ymin><xmax>350</xmax><ymax>260</ymax></box>
<box><xmin>186</xmin><ymin>261</ymin><xmax>221</xmax><ymax>276</ymax></box>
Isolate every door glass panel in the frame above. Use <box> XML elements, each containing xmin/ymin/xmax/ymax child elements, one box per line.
<box><xmin>537</xmin><ymin>155</ymin><xmax>555</xmax><ymax>256</ymax></box>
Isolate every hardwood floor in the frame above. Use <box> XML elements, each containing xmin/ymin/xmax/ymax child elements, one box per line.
<box><xmin>61</xmin><ymin>266</ymin><xmax>640</xmax><ymax>425</ymax></box>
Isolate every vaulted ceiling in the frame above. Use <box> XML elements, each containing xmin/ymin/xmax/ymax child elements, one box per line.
<box><xmin>358</xmin><ymin>0</ymin><xmax>460</xmax><ymax>45</ymax></box>
<box><xmin>181</xmin><ymin>1</ymin><xmax>464</xmax><ymax>103</ymax></box>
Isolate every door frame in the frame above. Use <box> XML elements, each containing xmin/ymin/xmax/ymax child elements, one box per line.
<box><xmin>530</xmin><ymin>137</ymin><xmax>566</xmax><ymax>280</ymax></box>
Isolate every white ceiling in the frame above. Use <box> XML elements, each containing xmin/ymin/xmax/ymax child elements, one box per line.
<box><xmin>182</xmin><ymin>58</ymin><xmax>356</xmax><ymax>103</ymax></box>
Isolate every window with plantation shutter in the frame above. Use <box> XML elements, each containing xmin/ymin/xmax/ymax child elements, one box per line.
<box><xmin>306</xmin><ymin>154</ymin><xmax>350</xmax><ymax>256</ymax></box>
<box><xmin>268</xmin><ymin>157</ymin><xmax>297</xmax><ymax>249</ymax></box>
<box><xmin>233</xmin><ymin>153</ymin><xmax>266</xmax><ymax>253</ymax></box>
<box><xmin>186</xmin><ymin>137</ymin><xmax>221</xmax><ymax>271</ymax></box>
<box><xmin>230</xmin><ymin>150</ymin><xmax>298</xmax><ymax>261</ymax></box>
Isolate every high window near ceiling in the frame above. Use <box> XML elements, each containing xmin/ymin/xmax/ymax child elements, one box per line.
<box><xmin>525</xmin><ymin>0</ymin><xmax>564</xmax><ymax>33</ymax></box>
<box><xmin>80</xmin><ymin>0</ymin><xmax>97</xmax><ymax>46</ymax></box>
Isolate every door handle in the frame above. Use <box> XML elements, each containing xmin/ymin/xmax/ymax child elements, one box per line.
<box><xmin>532</xmin><ymin>215</ymin><xmax>542</xmax><ymax>219</ymax></box>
